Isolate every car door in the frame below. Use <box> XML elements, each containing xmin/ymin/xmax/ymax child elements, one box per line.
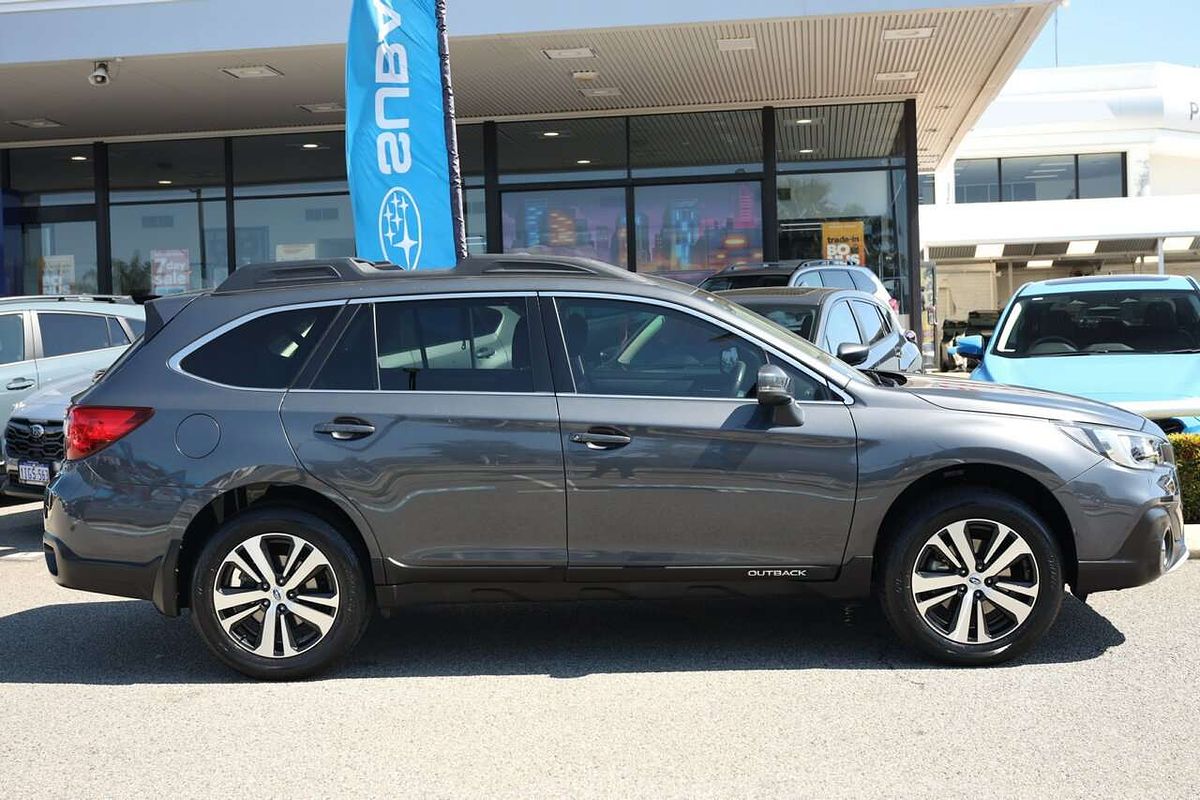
<box><xmin>549</xmin><ymin>293</ymin><xmax>857</xmax><ymax>573</ymax></box>
<box><xmin>33</xmin><ymin>311</ymin><xmax>127</xmax><ymax>388</ymax></box>
<box><xmin>280</xmin><ymin>294</ymin><xmax>567</xmax><ymax>575</ymax></box>
<box><xmin>0</xmin><ymin>312</ymin><xmax>39</xmax><ymax>428</ymax></box>
<box><xmin>849</xmin><ymin>299</ymin><xmax>902</xmax><ymax>370</ymax></box>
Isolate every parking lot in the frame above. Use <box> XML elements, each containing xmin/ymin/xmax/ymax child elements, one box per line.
<box><xmin>0</xmin><ymin>498</ymin><xmax>1196</xmax><ymax>798</ymax></box>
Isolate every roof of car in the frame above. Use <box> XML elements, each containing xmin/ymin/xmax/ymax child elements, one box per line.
<box><xmin>1018</xmin><ymin>274</ymin><xmax>1198</xmax><ymax>296</ymax></box>
<box><xmin>716</xmin><ymin>286</ymin><xmax>843</xmax><ymax>306</ymax></box>
<box><xmin>705</xmin><ymin>260</ymin><xmax>862</xmax><ymax>278</ymax></box>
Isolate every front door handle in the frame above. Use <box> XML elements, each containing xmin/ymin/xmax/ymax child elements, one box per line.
<box><xmin>314</xmin><ymin>418</ymin><xmax>376</xmax><ymax>441</ymax></box>
<box><xmin>570</xmin><ymin>428</ymin><xmax>632</xmax><ymax>450</ymax></box>
<box><xmin>6</xmin><ymin>378</ymin><xmax>34</xmax><ymax>391</ymax></box>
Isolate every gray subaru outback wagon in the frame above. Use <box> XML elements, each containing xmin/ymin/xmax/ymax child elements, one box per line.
<box><xmin>44</xmin><ymin>256</ymin><xmax>1188</xmax><ymax>679</ymax></box>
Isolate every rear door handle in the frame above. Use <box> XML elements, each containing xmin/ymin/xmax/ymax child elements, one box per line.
<box><xmin>5</xmin><ymin>378</ymin><xmax>34</xmax><ymax>391</ymax></box>
<box><xmin>570</xmin><ymin>428</ymin><xmax>632</xmax><ymax>450</ymax></box>
<box><xmin>314</xmin><ymin>418</ymin><xmax>376</xmax><ymax>441</ymax></box>
<box><xmin>475</xmin><ymin>346</ymin><xmax>495</xmax><ymax>359</ymax></box>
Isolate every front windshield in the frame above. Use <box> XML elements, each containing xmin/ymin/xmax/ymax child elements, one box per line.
<box><xmin>992</xmin><ymin>288</ymin><xmax>1200</xmax><ymax>357</ymax></box>
<box><xmin>698</xmin><ymin>292</ymin><xmax>871</xmax><ymax>385</ymax></box>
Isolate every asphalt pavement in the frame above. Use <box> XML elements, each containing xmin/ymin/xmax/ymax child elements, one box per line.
<box><xmin>1</xmin><ymin>498</ymin><xmax>1197</xmax><ymax>799</ymax></box>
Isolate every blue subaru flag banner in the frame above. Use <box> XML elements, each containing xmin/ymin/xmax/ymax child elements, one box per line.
<box><xmin>346</xmin><ymin>0</ymin><xmax>466</xmax><ymax>269</ymax></box>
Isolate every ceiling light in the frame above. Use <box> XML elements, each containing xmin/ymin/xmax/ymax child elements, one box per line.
<box><xmin>301</xmin><ymin>143</ymin><xmax>321</xmax><ymax>149</ymax></box>
<box><xmin>1066</xmin><ymin>239</ymin><xmax>1099</xmax><ymax>255</ymax></box>
<box><xmin>576</xmin><ymin>159</ymin><xmax>592</xmax><ymax>165</ymax></box>
<box><xmin>875</xmin><ymin>71</ymin><xmax>919</xmax><ymax>81</ymax></box>
<box><xmin>1027</xmin><ymin>259</ymin><xmax>1054</xmax><ymax>268</ymax></box>
<box><xmin>69</xmin><ymin>155</ymin><xmax>88</xmax><ymax>162</ymax></box>
<box><xmin>974</xmin><ymin>243</ymin><xmax>1005</xmax><ymax>259</ymax></box>
<box><xmin>297</xmin><ymin>102</ymin><xmax>344</xmax><ymax>114</ymax></box>
<box><xmin>541</xmin><ymin>131</ymin><xmax>561</xmax><ymax>138</ymax></box>
<box><xmin>580</xmin><ymin>87</ymin><xmax>620</xmax><ymax>97</ymax></box>
<box><xmin>8</xmin><ymin>118</ymin><xmax>63</xmax><ymax>129</ymax></box>
<box><xmin>1163</xmin><ymin>236</ymin><xmax>1196</xmax><ymax>252</ymax></box>
<box><xmin>798</xmin><ymin>148</ymin><xmax>814</xmax><ymax>154</ymax></box>
<box><xmin>221</xmin><ymin>65</ymin><xmax>283</xmax><ymax>79</ymax></box>
<box><xmin>882</xmin><ymin>27</ymin><xmax>936</xmax><ymax>41</ymax></box>
<box><xmin>157</xmin><ymin>179</ymin><xmax>173</xmax><ymax>185</ymax></box>
<box><xmin>543</xmin><ymin>47</ymin><xmax>595</xmax><ymax>60</ymax></box>
<box><xmin>795</xmin><ymin>118</ymin><xmax>813</xmax><ymax>125</ymax></box>
<box><xmin>572</xmin><ymin>70</ymin><xmax>599</xmax><ymax>82</ymax></box>
<box><xmin>716</xmin><ymin>37</ymin><xmax>756</xmax><ymax>52</ymax></box>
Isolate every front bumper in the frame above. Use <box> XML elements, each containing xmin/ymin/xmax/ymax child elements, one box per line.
<box><xmin>1061</xmin><ymin>457</ymin><xmax>1189</xmax><ymax>595</ymax></box>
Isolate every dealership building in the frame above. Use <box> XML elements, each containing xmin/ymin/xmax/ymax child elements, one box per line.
<box><xmin>0</xmin><ymin>0</ymin><xmax>1058</xmax><ymax>338</ymax></box>
<box><xmin>921</xmin><ymin>61</ymin><xmax>1200</xmax><ymax>320</ymax></box>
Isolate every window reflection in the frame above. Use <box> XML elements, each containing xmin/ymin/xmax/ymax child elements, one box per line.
<box><xmin>634</xmin><ymin>182</ymin><xmax>762</xmax><ymax>281</ymax></box>
<box><xmin>502</xmin><ymin>188</ymin><xmax>627</xmax><ymax>265</ymax></box>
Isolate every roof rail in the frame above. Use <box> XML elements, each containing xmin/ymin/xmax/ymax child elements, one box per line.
<box><xmin>0</xmin><ymin>294</ymin><xmax>135</xmax><ymax>305</ymax></box>
<box><xmin>214</xmin><ymin>258</ymin><xmax>405</xmax><ymax>293</ymax></box>
<box><xmin>451</xmin><ymin>256</ymin><xmax>636</xmax><ymax>279</ymax></box>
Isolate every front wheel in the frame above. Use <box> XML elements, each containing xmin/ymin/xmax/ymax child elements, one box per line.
<box><xmin>879</xmin><ymin>489</ymin><xmax>1064</xmax><ymax>666</ymax></box>
<box><xmin>190</xmin><ymin>506</ymin><xmax>372</xmax><ymax>680</ymax></box>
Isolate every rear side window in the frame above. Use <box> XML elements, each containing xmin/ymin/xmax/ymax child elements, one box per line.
<box><xmin>820</xmin><ymin>270</ymin><xmax>856</xmax><ymax>290</ymax></box>
<box><xmin>38</xmin><ymin>313</ymin><xmax>112</xmax><ymax>357</ymax></box>
<box><xmin>181</xmin><ymin>306</ymin><xmax>337</xmax><ymax>389</ymax></box>
<box><xmin>849</xmin><ymin>271</ymin><xmax>877</xmax><ymax>292</ymax></box>
<box><xmin>373</xmin><ymin>297</ymin><xmax>534</xmax><ymax>392</ymax></box>
<box><xmin>850</xmin><ymin>301</ymin><xmax>887</xmax><ymax>344</ymax></box>
<box><xmin>0</xmin><ymin>314</ymin><xmax>24</xmax><ymax>365</ymax></box>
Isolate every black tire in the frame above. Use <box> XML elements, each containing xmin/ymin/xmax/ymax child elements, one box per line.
<box><xmin>190</xmin><ymin>506</ymin><xmax>372</xmax><ymax>680</ymax></box>
<box><xmin>878</xmin><ymin>488</ymin><xmax>1064</xmax><ymax>666</ymax></box>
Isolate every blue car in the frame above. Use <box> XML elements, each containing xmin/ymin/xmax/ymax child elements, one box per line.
<box><xmin>956</xmin><ymin>274</ymin><xmax>1200</xmax><ymax>434</ymax></box>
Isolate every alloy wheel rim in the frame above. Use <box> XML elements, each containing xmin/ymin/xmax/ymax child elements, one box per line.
<box><xmin>909</xmin><ymin>519</ymin><xmax>1040</xmax><ymax>645</ymax></box>
<box><xmin>212</xmin><ymin>533</ymin><xmax>340</xmax><ymax>659</ymax></box>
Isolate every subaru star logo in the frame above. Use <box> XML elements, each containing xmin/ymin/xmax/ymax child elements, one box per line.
<box><xmin>29</xmin><ymin>424</ymin><xmax>44</xmax><ymax>440</ymax></box>
<box><xmin>378</xmin><ymin>186</ymin><xmax>422</xmax><ymax>269</ymax></box>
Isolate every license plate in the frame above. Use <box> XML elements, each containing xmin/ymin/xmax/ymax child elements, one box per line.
<box><xmin>18</xmin><ymin>460</ymin><xmax>51</xmax><ymax>486</ymax></box>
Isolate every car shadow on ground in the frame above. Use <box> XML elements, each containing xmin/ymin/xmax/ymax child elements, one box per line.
<box><xmin>0</xmin><ymin>591</ymin><xmax>1125</xmax><ymax>685</ymax></box>
<box><xmin>0</xmin><ymin>499</ymin><xmax>42</xmax><ymax>558</ymax></box>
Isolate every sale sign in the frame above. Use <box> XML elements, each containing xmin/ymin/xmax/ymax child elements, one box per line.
<box><xmin>151</xmin><ymin>249</ymin><xmax>192</xmax><ymax>295</ymax></box>
<box><xmin>821</xmin><ymin>220</ymin><xmax>867</xmax><ymax>266</ymax></box>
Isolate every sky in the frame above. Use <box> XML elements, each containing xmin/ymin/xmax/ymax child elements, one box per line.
<box><xmin>1020</xmin><ymin>0</ymin><xmax>1200</xmax><ymax>69</ymax></box>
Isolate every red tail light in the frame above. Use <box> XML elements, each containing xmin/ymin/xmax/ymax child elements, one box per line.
<box><xmin>65</xmin><ymin>406</ymin><xmax>154</xmax><ymax>460</ymax></box>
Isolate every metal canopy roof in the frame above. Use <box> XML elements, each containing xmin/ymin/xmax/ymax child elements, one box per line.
<box><xmin>0</xmin><ymin>3</ymin><xmax>1054</xmax><ymax>171</ymax></box>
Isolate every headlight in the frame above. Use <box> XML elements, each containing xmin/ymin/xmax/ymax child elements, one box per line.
<box><xmin>1058</xmin><ymin>423</ymin><xmax>1165</xmax><ymax>470</ymax></box>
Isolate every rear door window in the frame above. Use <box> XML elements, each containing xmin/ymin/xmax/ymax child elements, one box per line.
<box><xmin>180</xmin><ymin>306</ymin><xmax>338</xmax><ymax>388</ymax></box>
<box><xmin>820</xmin><ymin>270</ymin><xmax>856</xmax><ymax>290</ymax></box>
<box><xmin>822</xmin><ymin>301</ymin><xmax>863</xmax><ymax>353</ymax></box>
<box><xmin>106</xmin><ymin>316</ymin><xmax>131</xmax><ymax>345</ymax></box>
<box><xmin>37</xmin><ymin>313</ymin><xmax>112</xmax><ymax>357</ymax></box>
<box><xmin>0</xmin><ymin>314</ymin><xmax>25</xmax><ymax>365</ymax></box>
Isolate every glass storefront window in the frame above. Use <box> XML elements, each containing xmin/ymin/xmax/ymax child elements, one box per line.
<box><xmin>776</xmin><ymin>103</ymin><xmax>904</xmax><ymax>170</ymax></box>
<box><xmin>109</xmin><ymin>138</ymin><xmax>225</xmax><ymax>202</ymax></box>
<box><xmin>19</xmin><ymin>221</ymin><xmax>99</xmax><ymax>294</ymax></box>
<box><xmin>630</xmin><ymin>110</ymin><xmax>761</xmax><ymax>178</ymax></box>
<box><xmin>4</xmin><ymin>146</ymin><xmax>95</xmax><ymax>206</ymax></box>
<box><xmin>233</xmin><ymin>131</ymin><xmax>347</xmax><ymax>196</ymax></box>
<box><xmin>634</xmin><ymin>181</ymin><xmax>762</xmax><ymax>280</ymax></box>
<box><xmin>111</xmin><ymin>200</ymin><xmax>228</xmax><ymax>295</ymax></box>
<box><xmin>464</xmin><ymin>187</ymin><xmax>486</xmax><ymax>255</ymax></box>
<box><xmin>918</xmin><ymin>174</ymin><xmax>935</xmax><ymax>205</ymax></box>
<box><xmin>954</xmin><ymin>158</ymin><xmax>1000</xmax><ymax>203</ymax></box>
<box><xmin>1078</xmin><ymin>153</ymin><xmax>1124</xmax><ymax>199</ymax></box>
<box><xmin>233</xmin><ymin>194</ymin><xmax>355</xmax><ymax>266</ymax></box>
<box><xmin>1001</xmin><ymin>155</ymin><xmax>1076</xmax><ymax>201</ymax></box>
<box><xmin>457</xmin><ymin>124</ymin><xmax>485</xmax><ymax>187</ymax></box>
<box><xmin>502</xmin><ymin>187</ymin><xmax>627</xmax><ymax>265</ymax></box>
<box><xmin>498</xmin><ymin>117</ymin><xmax>627</xmax><ymax>184</ymax></box>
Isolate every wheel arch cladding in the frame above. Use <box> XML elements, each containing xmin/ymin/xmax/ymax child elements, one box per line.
<box><xmin>873</xmin><ymin>463</ymin><xmax>1077</xmax><ymax>587</ymax></box>
<box><xmin>175</xmin><ymin>483</ymin><xmax>379</xmax><ymax>610</ymax></box>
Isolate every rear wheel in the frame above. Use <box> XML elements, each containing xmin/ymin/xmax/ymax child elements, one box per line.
<box><xmin>190</xmin><ymin>506</ymin><xmax>372</xmax><ymax>680</ymax></box>
<box><xmin>879</xmin><ymin>489</ymin><xmax>1064</xmax><ymax>665</ymax></box>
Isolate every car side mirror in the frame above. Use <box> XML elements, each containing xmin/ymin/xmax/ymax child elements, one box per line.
<box><xmin>756</xmin><ymin>364</ymin><xmax>804</xmax><ymax>427</ymax></box>
<box><xmin>836</xmin><ymin>342</ymin><xmax>870</xmax><ymax>367</ymax></box>
<box><xmin>954</xmin><ymin>334</ymin><xmax>984</xmax><ymax>359</ymax></box>
<box><xmin>904</xmin><ymin>329</ymin><xmax>918</xmax><ymax>344</ymax></box>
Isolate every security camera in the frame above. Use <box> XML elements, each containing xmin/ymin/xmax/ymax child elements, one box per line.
<box><xmin>88</xmin><ymin>62</ymin><xmax>111</xmax><ymax>87</ymax></box>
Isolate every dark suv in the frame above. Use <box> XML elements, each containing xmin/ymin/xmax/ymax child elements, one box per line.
<box><xmin>44</xmin><ymin>256</ymin><xmax>1188</xmax><ymax>679</ymax></box>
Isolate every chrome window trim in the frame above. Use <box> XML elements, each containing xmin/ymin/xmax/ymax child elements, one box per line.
<box><xmin>167</xmin><ymin>299</ymin><xmax>348</xmax><ymax>392</ymax></box>
<box><xmin>349</xmin><ymin>290</ymin><xmax>536</xmax><ymax>305</ymax></box>
<box><xmin>288</xmin><ymin>389</ymin><xmax>556</xmax><ymax>397</ymax></box>
<box><xmin>544</xmin><ymin>290</ymin><xmax>853</xmax><ymax>404</ymax></box>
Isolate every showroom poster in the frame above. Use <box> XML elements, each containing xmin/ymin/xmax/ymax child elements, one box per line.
<box><xmin>40</xmin><ymin>255</ymin><xmax>76</xmax><ymax>294</ymax></box>
<box><xmin>151</xmin><ymin>249</ymin><xmax>191</xmax><ymax>295</ymax></box>
<box><xmin>821</xmin><ymin>220</ymin><xmax>867</xmax><ymax>265</ymax></box>
<box><xmin>345</xmin><ymin>0</ymin><xmax>465</xmax><ymax>268</ymax></box>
